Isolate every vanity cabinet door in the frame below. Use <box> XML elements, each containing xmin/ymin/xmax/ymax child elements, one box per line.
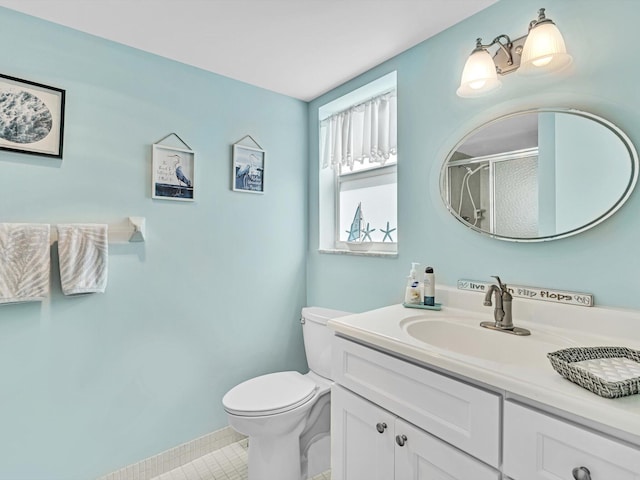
<box><xmin>332</xmin><ymin>384</ymin><xmax>501</xmax><ymax>480</ymax></box>
<box><xmin>333</xmin><ymin>336</ymin><xmax>501</xmax><ymax>467</ymax></box>
<box><xmin>394</xmin><ymin>418</ymin><xmax>500</xmax><ymax>480</ymax></box>
<box><xmin>331</xmin><ymin>385</ymin><xmax>395</xmax><ymax>480</ymax></box>
<box><xmin>504</xmin><ymin>401</ymin><xmax>640</xmax><ymax>480</ymax></box>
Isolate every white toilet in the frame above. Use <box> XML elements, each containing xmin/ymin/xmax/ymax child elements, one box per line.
<box><xmin>222</xmin><ymin>307</ymin><xmax>350</xmax><ymax>480</ymax></box>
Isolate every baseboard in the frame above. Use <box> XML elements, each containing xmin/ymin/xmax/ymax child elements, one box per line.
<box><xmin>97</xmin><ymin>426</ymin><xmax>246</xmax><ymax>480</ymax></box>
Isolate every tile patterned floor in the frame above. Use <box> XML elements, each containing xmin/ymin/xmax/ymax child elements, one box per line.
<box><xmin>152</xmin><ymin>438</ymin><xmax>331</xmax><ymax>480</ymax></box>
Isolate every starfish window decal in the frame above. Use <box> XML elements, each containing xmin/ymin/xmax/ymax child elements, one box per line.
<box><xmin>380</xmin><ymin>221</ymin><xmax>396</xmax><ymax>242</ymax></box>
<box><xmin>362</xmin><ymin>223</ymin><xmax>376</xmax><ymax>242</ymax></box>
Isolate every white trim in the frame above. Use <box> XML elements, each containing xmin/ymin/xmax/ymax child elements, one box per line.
<box><xmin>319</xmin><ymin>248</ymin><xmax>398</xmax><ymax>258</ymax></box>
<box><xmin>319</xmin><ymin>88</ymin><xmax>396</xmax><ymax>123</ymax></box>
<box><xmin>319</xmin><ymin>73</ymin><xmax>398</xmax><ymax>254</ymax></box>
<box><xmin>318</xmin><ymin>71</ymin><xmax>396</xmax><ymax>120</ymax></box>
<box><xmin>338</xmin><ymin>161</ymin><xmax>397</xmax><ymax>179</ymax></box>
<box><xmin>97</xmin><ymin>426</ymin><xmax>245</xmax><ymax>480</ymax></box>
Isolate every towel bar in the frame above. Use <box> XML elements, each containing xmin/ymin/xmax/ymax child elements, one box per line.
<box><xmin>48</xmin><ymin>217</ymin><xmax>146</xmax><ymax>244</ymax></box>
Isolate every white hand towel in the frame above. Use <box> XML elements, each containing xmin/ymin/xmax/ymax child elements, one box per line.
<box><xmin>0</xmin><ymin>223</ymin><xmax>51</xmax><ymax>304</ymax></box>
<box><xmin>57</xmin><ymin>224</ymin><xmax>108</xmax><ymax>295</ymax></box>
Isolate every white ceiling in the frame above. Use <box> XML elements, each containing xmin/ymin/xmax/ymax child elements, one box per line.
<box><xmin>0</xmin><ymin>0</ymin><xmax>497</xmax><ymax>101</ymax></box>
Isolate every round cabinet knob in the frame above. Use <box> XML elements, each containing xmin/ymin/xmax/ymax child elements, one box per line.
<box><xmin>572</xmin><ymin>466</ymin><xmax>592</xmax><ymax>480</ymax></box>
<box><xmin>376</xmin><ymin>422</ymin><xmax>387</xmax><ymax>434</ymax></box>
<box><xmin>395</xmin><ymin>434</ymin><xmax>407</xmax><ymax>447</ymax></box>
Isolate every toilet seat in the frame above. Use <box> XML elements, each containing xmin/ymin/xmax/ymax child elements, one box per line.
<box><xmin>223</xmin><ymin>371</ymin><xmax>317</xmax><ymax>417</ymax></box>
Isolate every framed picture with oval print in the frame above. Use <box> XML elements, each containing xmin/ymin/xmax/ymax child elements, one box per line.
<box><xmin>0</xmin><ymin>73</ymin><xmax>65</xmax><ymax>159</ymax></box>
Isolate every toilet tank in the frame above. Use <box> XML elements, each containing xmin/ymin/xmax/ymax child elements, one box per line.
<box><xmin>301</xmin><ymin>307</ymin><xmax>351</xmax><ymax>380</ymax></box>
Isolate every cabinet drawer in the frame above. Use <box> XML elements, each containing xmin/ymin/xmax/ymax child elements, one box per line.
<box><xmin>332</xmin><ymin>336</ymin><xmax>501</xmax><ymax>467</ymax></box>
<box><xmin>503</xmin><ymin>401</ymin><xmax>640</xmax><ymax>480</ymax></box>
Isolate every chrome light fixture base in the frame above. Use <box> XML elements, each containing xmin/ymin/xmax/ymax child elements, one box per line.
<box><xmin>492</xmin><ymin>35</ymin><xmax>527</xmax><ymax>75</ymax></box>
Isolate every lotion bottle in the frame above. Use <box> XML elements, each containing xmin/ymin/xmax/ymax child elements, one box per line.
<box><xmin>404</xmin><ymin>262</ymin><xmax>422</xmax><ymax>304</ymax></box>
<box><xmin>423</xmin><ymin>266</ymin><xmax>435</xmax><ymax>306</ymax></box>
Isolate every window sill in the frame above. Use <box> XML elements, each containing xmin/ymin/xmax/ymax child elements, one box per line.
<box><xmin>318</xmin><ymin>248</ymin><xmax>398</xmax><ymax>258</ymax></box>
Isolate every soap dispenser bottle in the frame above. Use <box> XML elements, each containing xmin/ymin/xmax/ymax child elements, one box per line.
<box><xmin>423</xmin><ymin>266</ymin><xmax>435</xmax><ymax>306</ymax></box>
<box><xmin>404</xmin><ymin>262</ymin><xmax>422</xmax><ymax>304</ymax></box>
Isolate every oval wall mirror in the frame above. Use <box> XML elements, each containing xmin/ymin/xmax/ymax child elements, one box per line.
<box><xmin>440</xmin><ymin>109</ymin><xmax>638</xmax><ymax>241</ymax></box>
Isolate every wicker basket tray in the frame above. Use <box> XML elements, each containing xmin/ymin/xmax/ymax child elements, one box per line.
<box><xmin>547</xmin><ymin>346</ymin><xmax>640</xmax><ymax>398</ymax></box>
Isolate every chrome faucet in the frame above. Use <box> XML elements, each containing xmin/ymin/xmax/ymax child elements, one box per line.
<box><xmin>483</xmin><ymin>276</ymin><xmax>513</xmax><ymax>328</ymax></box>
<box><xmin>480</xmin><ymin>276</ymin><xmax>531</xmax><ymax>336</ymax></box>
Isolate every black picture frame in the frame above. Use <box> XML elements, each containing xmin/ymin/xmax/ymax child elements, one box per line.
<box><xmin>0</xmin><ymin>73</ymin><xmax>65</xmax><ymax>159</ymax></box>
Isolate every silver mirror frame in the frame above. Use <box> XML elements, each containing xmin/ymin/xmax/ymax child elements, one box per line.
<box><xmin>440</xmin><ymin>108</ymin><xmax>639</xmax><ymax>242</ymax></box>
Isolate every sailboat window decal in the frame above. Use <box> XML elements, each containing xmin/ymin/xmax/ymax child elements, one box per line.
<box><xmin>346</xmin><ymin>202</ymin><xmax>365</xmax><ymax>242</ymax></box>
<box><xmin>343</xmin><ymin>202</ymin><xmax>396</xmax><ymax>250</ymax></box>
<box><xmin>345</xmin><ymin>202</ymin><xmax>377</xmax><ymax>251</ymax></box>
<box><xmin>346</xmin><ymin>202</ymin><xmax>398</xmax><ymax>240</ymax></box>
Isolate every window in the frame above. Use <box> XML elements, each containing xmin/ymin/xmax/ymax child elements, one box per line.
<box><xmin>319</xmin><ymin>72</ymin><xmax>397</xmax><ymax>254</ymax></box>
<box><xmin>338</xmin><ymin>158</ymin><xmax>397</xmax><ymax>243</ymax></box>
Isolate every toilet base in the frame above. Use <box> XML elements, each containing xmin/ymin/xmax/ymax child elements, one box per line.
<box><xmin>247</xmin><ymin>421</ymin><xmax>305</xmax><ymax>480</ymax></box>
<box><xmin>304</xmin><ymin>435</ymin><xmax>330</xmax><ymax>478</ymax></box>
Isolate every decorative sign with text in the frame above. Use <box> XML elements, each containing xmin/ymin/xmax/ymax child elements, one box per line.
<box><xmin>457</xmin><ymin>279</ymin><xmax>594</xmax><ymax>307</ymax></box>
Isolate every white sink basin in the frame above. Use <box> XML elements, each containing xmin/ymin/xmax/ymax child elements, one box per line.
<box><xmin>401</xmin><ymin>316</ymin><xmax>577</xmax><ymax>366</ymax></box>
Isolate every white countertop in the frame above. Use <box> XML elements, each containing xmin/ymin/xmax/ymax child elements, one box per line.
<box><xmin>327</xmin><ymin>286</ymin><xmax>640</xmax><ymax>444</ymax></box>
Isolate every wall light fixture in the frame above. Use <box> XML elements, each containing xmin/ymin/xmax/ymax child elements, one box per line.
<box><xmin>457</xmin><ymin>8</ymin><xmax>572</xmax><ymax>98</ymax></box>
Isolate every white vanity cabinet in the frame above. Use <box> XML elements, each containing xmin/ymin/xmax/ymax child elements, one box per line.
<box><xmin>503</xmin><ymin>401</ymin><xmax>640</xmax><ymax>480</ymax></box>
<box><xmin>331</xmin><ymin>385</ymin><xmax>395</xmax><ymax>480</ymax></box>
<box><xmin>331</xmin><ymin>335</ymin><xmax>640</xmax><ymax>480</ymax></box>
<box><xmin>332</xmin><ymin>384</ymin><xmax>500</xmax><ymax>480</ymax></box>
<box><xmin>327</xmin><ymin>297</ymin><xmax>640</xmax><ymax>480</ymax></box>
<box><xmin>331</xmin><ymin>336</ymin><xmax>502</xmax><ymax>480</ymax></box>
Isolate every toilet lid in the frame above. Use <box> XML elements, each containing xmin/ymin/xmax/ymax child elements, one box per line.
<box><xmin>223</xmin><ymin>371</ymin><xmax>317</xmax><ymax>417</ymax></box>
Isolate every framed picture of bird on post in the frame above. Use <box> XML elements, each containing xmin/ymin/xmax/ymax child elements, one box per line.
<box><xmin>232</xmin><ymin>143</ymin><xmax>265</xmax><ymax>193</ymax></box>
<box><xmin>151</xmin><ymin>143</ymin><xmax>195</xmax><ymax>201</ymax></box>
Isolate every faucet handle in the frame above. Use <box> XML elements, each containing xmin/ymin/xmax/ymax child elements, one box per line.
<box><xmin>491</xmin><ymin>275</ymin><xmax>506</xmax><ymax>292</ymax></box>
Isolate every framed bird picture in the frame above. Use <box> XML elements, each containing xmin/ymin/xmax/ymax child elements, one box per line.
<box><xmin>232</xmin><ymin>143</ymin><xmax>265</xmax><ymax>193</ymax></box>
<box><xmin>151</xmin><ymin>143</ymin><xmax>195</xmax><ymax>201</ymax></box>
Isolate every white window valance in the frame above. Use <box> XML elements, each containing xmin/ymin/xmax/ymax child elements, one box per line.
<box><xmin>321</xmin><ymin>90</ymin><xmax>397</xmax><ymax>170</ymax></box>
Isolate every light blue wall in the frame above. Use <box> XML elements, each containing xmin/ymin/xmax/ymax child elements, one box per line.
<box><xmin>538</xmin><ymin>112</ymin><xmax>556</xmax><ymax>236</ymax></box>
<box><xmin>0</xmin><ymin>8</ymin><xmax>308</xmax><ymax>480</ymax></box>
<box><xmin>555</xmin><ymin>113</ymin><xmax>631</xmax><ymax>231</ymax></box>
<box><xmin>4</xmin><ymin>0</ymin><xmax>640</xmax><ymax>477</ymax></box>
<box><xmin>308</xmin><ymin>0</ymin><xmax>640</xmax><ymax>312</ymax></box>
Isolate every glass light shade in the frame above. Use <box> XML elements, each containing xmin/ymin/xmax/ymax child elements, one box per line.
<box><xmin>457</xmin><ymin>48</ymin><xmax>502</xmax><ymax>98</ymax></box>
<box><xmin>518</xmin><ymin>22</ymin><xmax>573</xmax><ymax>76</ymax></box>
